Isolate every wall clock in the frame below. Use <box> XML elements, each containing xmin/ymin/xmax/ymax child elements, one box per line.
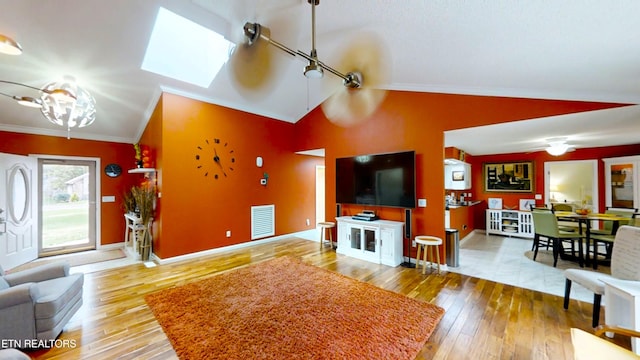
<box><xmin>104</xmin><ymin>163</ymin><xmax>122</xmax><ymax>178</ymax></box>
<box><xmin>195</xmin><ymin>138</ymin><xmax>235</xmax><ymax>179</ymax></box>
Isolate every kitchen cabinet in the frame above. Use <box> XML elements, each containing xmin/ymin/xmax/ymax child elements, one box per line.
<box><xmin>336</xmin><ymin>217</ymin><xmax>404</xmax><ymax>266</ymax></box>
<box><xmin>603</xmin><ymin>156</ymin><xmax>640</xmax><ymax>210</ymax></box>
<box><xmin>445</xmin><ymin>162</ymin><xmax>471</xmax><ymax>190</ymax></box>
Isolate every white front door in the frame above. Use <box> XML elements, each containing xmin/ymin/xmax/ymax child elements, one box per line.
<box><xmin>0</xmin><ymin>153</ymin><xmax>38</xmax><ymax>270</ymax></box>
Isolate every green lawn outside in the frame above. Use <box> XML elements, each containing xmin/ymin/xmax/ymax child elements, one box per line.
<box><xmin>42</xmin><ymin>201</ymin><xmax>89</xmax><ymax>248</ymax></box>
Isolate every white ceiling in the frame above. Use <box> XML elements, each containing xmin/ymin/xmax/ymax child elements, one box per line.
<box><xmin>0</xmin><ymin>0</ymin><xmax>638</xmax><ymax>154</ymax></box>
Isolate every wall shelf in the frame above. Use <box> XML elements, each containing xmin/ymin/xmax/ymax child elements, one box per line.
<box><xmin>128</xmin><ymin>168</ymin><xmax>156</xmax><ymax>174</ymax></box>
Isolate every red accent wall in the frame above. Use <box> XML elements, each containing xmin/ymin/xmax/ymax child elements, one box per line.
<box><xmin>293</xmin><ymin>90</ymin><xmax>629</xmax><ymax>260</ymax></box>
<box><xmin>0</xmin><ymin>91</ymin><xmax>633</xmax><ymax>262</ymax></box>
<box><xmin>0</xmin><ymin>131</ymin><xmax>137</xmax><ymax>246</ymax></box>
<box><xmin>469</xmin><ymin>144</ymin><xmax>640</xmax><ymax>230</ymax></box>
<box><xmin>139</xmin><ymin>93</ymin><xmax>322</xmax><ymax>259</ymax></box>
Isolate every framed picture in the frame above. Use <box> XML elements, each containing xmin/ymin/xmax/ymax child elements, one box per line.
<box><xmin>484</xmin><ymin>162</ymin><xmax>534</xmax><ymax>193</ymax></box>
<box><xmin>452</xmin><ymin>171</ymin><xmax>464</xmax><ymax>181</ymax></box>
<box><xmin>519</xmin><ymin>199</ymin><xmax>536</xmax><ymax>211</ymax></box>
<box><xmin>488</xmin><ymin>198</ymin><xmax>503</xmax><ymax>209</ymax></box>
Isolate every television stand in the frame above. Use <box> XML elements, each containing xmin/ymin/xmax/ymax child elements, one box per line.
<box><xmin>335</xmin><ymin>217</ymin><xmax>404</xmax><ymax>267</ymax></box>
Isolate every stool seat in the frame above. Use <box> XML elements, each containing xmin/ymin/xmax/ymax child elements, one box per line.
<box><xmin>415</xmin><ymin>235</ymin><xmax>442</xmax><ymax>274</ymax></box>
<box><xmin>318</xmin><ymin>222</ymin><xmax>336</xmax><ymax>250</ymax></box>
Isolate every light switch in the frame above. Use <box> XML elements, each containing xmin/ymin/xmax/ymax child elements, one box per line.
<box><xmin>535</xmin><ymin>194</ymin><xmax>542</xmax><ymax>200</ymax></box>
<box><xmin>418</xmin><ymin>199</ymin><xmax>427</xmax><ymax>207</ymax></box>
<box><xmin>102</xmin><ymin>196</ymin><xmax>115</xmax><ymax>202</ymax></box>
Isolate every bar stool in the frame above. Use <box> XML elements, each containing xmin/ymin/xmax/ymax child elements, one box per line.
<box><xmin>415</xmin><ymin>235</ymin><xmax>442</xmax><ymax>274</ymax></box>
<box><xmin>318</xmin><ymin>222</ymin><xmax>336</xmax><ymax>250</ymax></box>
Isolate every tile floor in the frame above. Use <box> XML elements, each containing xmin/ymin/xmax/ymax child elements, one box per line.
<box><xmin>447</xmin><ymin>231</ymin><xmax>608</xmax><ymax>303</ymax></box>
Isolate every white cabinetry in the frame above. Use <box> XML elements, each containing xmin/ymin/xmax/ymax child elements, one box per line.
<box><xmin>445</xmin><ymin>162</ymin><xmax>471</xmax><ymax>190</ymax></box>
<box><xmin>486</xmin><ymin>210</ymin><xmax>534</xmax><ymax>238</ymax></box>
<box><xmin>336</xmin><ymin>217</ymin><xmax>404</xmax><ymax>267</ymax></box>
<box><xmin>604</xmin><ymin>156</ymin><xmax>640</xmax><ymax>210</ymax></box>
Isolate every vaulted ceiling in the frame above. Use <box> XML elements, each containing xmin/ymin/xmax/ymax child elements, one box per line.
<box><xmin>0</xmin><ymin>1</ymin><xmax>638</xmax><ymax>154</ymax></box>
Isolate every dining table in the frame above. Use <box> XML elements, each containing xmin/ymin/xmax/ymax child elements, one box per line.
<box><xmin>555</xmin><ymin>211</ymin><xmax>631</xmax><ymax>269</ymax></box>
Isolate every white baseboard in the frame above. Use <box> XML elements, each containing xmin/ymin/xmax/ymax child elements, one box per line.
<box><xmin>151</xmin><ymin>229</ymin><xmax>317</xmax><ymax>265</ymax></box>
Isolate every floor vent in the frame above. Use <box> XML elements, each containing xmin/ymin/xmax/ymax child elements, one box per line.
<box><xmin>251</xmin><ymin>205</ymin><xmax>275</xmax><ymax>240</ymax></box>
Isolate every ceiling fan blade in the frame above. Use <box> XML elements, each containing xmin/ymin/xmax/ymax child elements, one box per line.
<box><xmin>224</xmin><ymin>0</ymin><xmax>304</xmax><ymax>100</ymax></box>
<box><xmin>321</xmin><ymin>32</ymin><xmax>390</xmax><ymax>127</ymax></box>
<box><xmin>228</xmin><ymin>24</ymin><xmax>275</xmax><ymax>97</ymax></box>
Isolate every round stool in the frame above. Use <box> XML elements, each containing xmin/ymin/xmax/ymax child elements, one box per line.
<box><xmin>415</xmin><ymin>235</ymin><xmax>442</xmax><ymax>274</ymax></box>
<box><xmin>318</xmin><ymin>222</ymin><xmax>336</xmax><ymax>250</ymax></box>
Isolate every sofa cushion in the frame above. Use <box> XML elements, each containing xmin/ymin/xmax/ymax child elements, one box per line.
<box><xmin>34</xmin><ymin>273</ymin><xmax>84</xmax><ymax>320</ymax></box>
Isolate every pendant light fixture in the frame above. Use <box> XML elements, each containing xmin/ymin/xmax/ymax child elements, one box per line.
<box><xmin>40</xmin><ymin>76</ymin><xmax>96</xmax><ymax>138</ymax></box>
<box><xmin>545</xmin><ymin>138</ymin><xmax>571</xmax><ymax>156</ymax></box>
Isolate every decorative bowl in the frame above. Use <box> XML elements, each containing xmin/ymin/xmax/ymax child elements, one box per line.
<box><xmin>575</xmin><ymin>208</ymin><xmax>591</xmax><ymax>215</ymax></box>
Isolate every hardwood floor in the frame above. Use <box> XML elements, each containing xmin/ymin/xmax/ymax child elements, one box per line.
<box><xmin>27</xmin><ymin>237</ymin><xmax>631</xmax><ymax>359</ymax></box>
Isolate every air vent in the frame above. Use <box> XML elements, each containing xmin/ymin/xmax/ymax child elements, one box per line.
<box><xmin>251</xmin><ymin>205</ymin><xmax>275</xmax><ymax>240</ymax></box>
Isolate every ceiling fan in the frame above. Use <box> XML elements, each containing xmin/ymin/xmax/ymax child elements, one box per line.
<box><xmin>229</xmin><ymin>0</ymin><xmax>388</xmax><ymax>126</ymax></box>
<box><xmin>524</xmin><ymin>137</ymin><xmax>575</xmax><ymax>156</ymax></box>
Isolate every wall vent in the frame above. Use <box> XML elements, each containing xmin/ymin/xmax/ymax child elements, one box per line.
<box><xmin>251</xmin><ymin>204</ymin><xmax>275</xmax><ymax>240</ymax></box>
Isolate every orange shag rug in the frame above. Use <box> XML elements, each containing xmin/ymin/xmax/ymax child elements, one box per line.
<box><xmin>145</xmin><ymin>256</ymin><xmax>445</xmax><ymax>359</ymax></box>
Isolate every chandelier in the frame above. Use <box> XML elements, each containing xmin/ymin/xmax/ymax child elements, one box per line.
<box><xmin>1</xmin><ymin>33</ymin><xmax>96</xmax><ymax>139</ymax></box>
<box><xmin>40</xmin><ymin>76</ymin><xmax>96</xmax><ymax>136</ymax></box>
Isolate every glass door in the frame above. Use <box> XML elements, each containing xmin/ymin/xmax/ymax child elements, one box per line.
<box><xmin>350</xmin><ymin>227</ymin><xmax>361</xmax><ymax>250</ymax></box>
<box><xmin>364</xmin><ymin>228</ymin><xmax>377</xmax><ymax>253</ymax></box>
<box><xmin>609</xmin><ymin>163</ymin><xmax>635</xmax><ymax>209</ymax></box>
<box><xmin>39</xmin><ymin>159</ymin><xmax>96</xmax><ymax>256</ymax></box>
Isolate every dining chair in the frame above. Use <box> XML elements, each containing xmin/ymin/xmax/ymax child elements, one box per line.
<box><xmin>531</xmin><ymin>209</ymin><xmax>585</xmax><ymax>267</ymax></box>
<box><xmin>552</xmin><ymin>203</ymin><xmax>574</xmax><ymax>212</ymax></box>
<box><xmin>564</xmin><ymin>225</ymin><xmax>640</xmax><ymax>328</ymax></box>
<box><xmin>589</xmin><ymin>208</ymin><xmax>637</xmax><ymax>268</ymax></box>
<box><xmin>529</xmin><ymin>206</ymin><xmax>552</xmax><ymax>251</ymax></box>
<box><xmin>551</xmin><ymin>203</ymin><xmax>581</xmax><ymax>232</ymax></box>
<box><xmin>591</xmin><ymin>208</ymin><xmax>637</xmax><ymax>236</ymax></box>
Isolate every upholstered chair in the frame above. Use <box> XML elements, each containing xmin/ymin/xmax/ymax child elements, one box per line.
<box><xmin>564</xmin><ymin>226</ymin><xmax>640</xmax><ymax>328</ymax></box>
<box><xmin>0</xmin><ymin>261</ymin><xmax>83</xmax><ymax>346</ymax></box>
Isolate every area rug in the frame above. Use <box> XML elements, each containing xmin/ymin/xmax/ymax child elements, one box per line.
<box><xmin>145</xmin><ymin>256</ymin><xmax>445</xmax><ymax>359</ymax></box>
<box><xmin>7</xmin><ymin>248</ymin><xmax>126</xmax><ymax>273</ymax></box>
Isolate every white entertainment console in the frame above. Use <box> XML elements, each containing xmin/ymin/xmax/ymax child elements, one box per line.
<box><xmin>335</xmin><ymin>216</ymin><xmax>404</xmax><ymax>267</ymax></box>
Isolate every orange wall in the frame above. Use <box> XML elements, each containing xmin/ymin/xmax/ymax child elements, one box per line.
<box><xmin>294</xmin><ymin>90</ymin><xmax>629</xmax><ymax>261</ymax></box>
<box><xmin>3</xmin><ymin>91</ymin><xmax>630</xmax><ymax>261</ymax></box>
<box><xmin>0</xmin><ymin>131</ymin><xmax>137</xmax><ymax>246</ymax></box>
<box><xmin>140</xmin><ymin>93</ymin><xmax>322</xmax><ymax>259</ymax></box>
<box><xmin>138</xmin><ymin>94</ymin><xmax>163</xmax><ymax>256</ymax></box>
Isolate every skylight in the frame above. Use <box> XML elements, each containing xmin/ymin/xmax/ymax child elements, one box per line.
<box><xmin>141</xmin><ymin>7</ymin><xmax>232</xmax><ymax>88</ymax></box>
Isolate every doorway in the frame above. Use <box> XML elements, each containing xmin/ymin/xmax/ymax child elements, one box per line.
<box><xmin>39</xmin><ymin>158</ymin><xmax>97</xmax><ymax>256</ymax></box>
<box><xmin>316</xmin><ymin>165</ymin><xmax>326</xmax><ymax>223</ymax></box>
<box><xmin>544</xmin><ymin>160</ymin><xmax>599</xmax><ymax>212</ymax></box>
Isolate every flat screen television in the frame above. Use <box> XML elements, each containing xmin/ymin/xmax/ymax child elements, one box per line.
<box><xmin>336</xmin><ymin>151</ymin><xmax>416</xmax><ymax>208</ymax></box>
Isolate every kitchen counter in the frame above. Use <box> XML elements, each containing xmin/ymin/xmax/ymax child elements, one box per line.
<box><xmin>447</xmin><ymin>200</ymin><xmax>482</xmax><ymax>209</ymax></box>
<box><xmin>445</xmin><ymin>201</ymin><xmax>481</xmax><ymax>239</ymax></box>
